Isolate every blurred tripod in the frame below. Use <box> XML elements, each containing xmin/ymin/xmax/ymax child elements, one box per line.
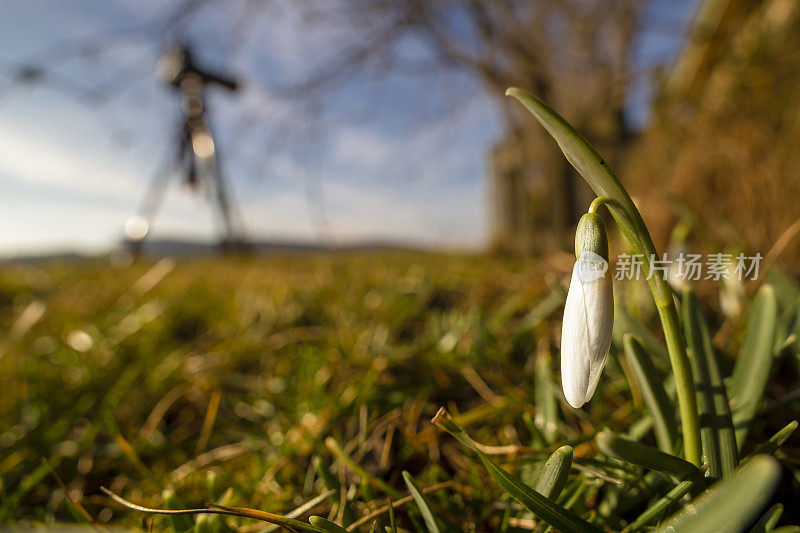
<box><xmin>124</xmin><ymin>45</ymin><xmax>249</xmax><ymax>254</ymax></box>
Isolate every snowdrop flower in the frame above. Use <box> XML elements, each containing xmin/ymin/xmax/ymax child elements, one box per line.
<box><xmin>561</xmin><ymin>212</ymin><xmax>614</xmax><ymax>408</ymax></box>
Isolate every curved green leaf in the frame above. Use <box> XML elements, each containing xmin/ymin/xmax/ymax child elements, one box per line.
<box><xmin>749</xmin><ymin>420</ymin><xmax>798</xmax><ymax>459</ymax></box>
<box><xmin>309</xmin><ymin>516</ymin><xmax>349</xmax><ymax>533</ymax></box>
<box><xmin>614</xmin><ymin>306</ymin><xmax>668</xmax><ymax>366</ymax></box>
<box><xmin>387</xmin><ymin>497</ymin><xmax>397</xmax><ymax>533</ymax></box>
<box><xmin>682</xmin><ymin>288</ymin><xmax>738</xmax><ymax>477</ymax></box>
<box><xmin>535</xmin><ymin>354</ymin><xmax>559</xmax><ymax>444</ymax></box>
<box><xmin>728</xmin><ymin>285</ymin><xmax>778</xmax><ymax>450</ymax></box>
<box><xmin>402</xmin><ymin>471</ymin><xmax>441</xmax><ymax>533</ymax></box>
<box><xmin>657</xmin><ymin>455</ymin><xmax>781</xmax><ymax>533</ymax></box>
<box><xmin>432</xmin><ymin>408</ymin><xmax>601</xmax><ymax>533</ymax></box>
<box><xmin>628</xmin><ymin>475</ymin><xmax>701</xmax><ymax>531</ymax></box>
<box><xmin>749</xmin><ymin>503</ymin><xmax>783</xmax><ymax>533</ymax></box>
<box><xmin>623</xmin><ymin>334</ymin><xmax>678</xmax><ymax>454</ymax></box>
<box><xmin>596</xmin><ymin>431</ymin><xmax>699</xmax><ymax>479</ymax></box>
<box><xmin>534</xmin><ymin>445</ymin><xmax>573</xmax><ymax>500</ymax></box>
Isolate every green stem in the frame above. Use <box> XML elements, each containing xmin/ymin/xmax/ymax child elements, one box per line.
<box><xmin>591</xmin><ymin>199</ymin><xmax>700</xmax><ymax>466</ymax></box>
<box><xmin>505</xmin><ymin>88</ymin><xmax>702</xmax><ymax>466</ymax></box>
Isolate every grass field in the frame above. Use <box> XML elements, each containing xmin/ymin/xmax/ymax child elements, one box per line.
<box><xmin>1</xmin><ymin>252</ymin><xmax>798</xmax><ymax>531</ymax></box>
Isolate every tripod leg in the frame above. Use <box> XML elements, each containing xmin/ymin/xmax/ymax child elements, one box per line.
<box><xmin>124</xmin><ymin>148</ymin><xmax>178</xmax><ymax>255</ymax></box>
<box><xmin>193</xmin><ymin>122</ymin><xmax>248</xmax><ymax>252</ymax></box>
<box><xmin>206</xmin><ymin>151</ymin><xmax>245</xmax><ymax>251</ymax></box>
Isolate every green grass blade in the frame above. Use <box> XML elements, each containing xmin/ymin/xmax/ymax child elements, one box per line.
<box><xmin>614</xmin><ymin>306</ymin><xmax>668</xmax><ymax>365</ymax></box>
<box><xmin>728</xmin><ymin>285</ymin><xmax>778</xmax><ymax>450</ymax></box>
<box><xmin>682</xmin><ymin>288</ymin><xmax>738</xmax><ymax>477</ymax></box>
<box><xmin>748</xmin><ymin>420</ymin><xmax>798</xmax><ymax>458</ymax></box>
<box><xmin>313</xmin><ymin>455</ymin><xmax>354</xmax><ymax>525</ymax></box>
<box><xmin>210</xmin><ymin>504</ymin><xmax>327</xmax><ymax>533</ymax></box>
<box><xmin>325</xmin><ymin>437</ymin><xmax>403</xmax><ymax>499</ymax></box>
<box><xmin>0</xmin><ymin>456</ymin><xmax>63</xmax><ymax>521</ymax></box>
<box><xmin>387</xmin><ymin>498</ymin><xmax>397</xmax><ymax>533</ymax></box>
<box><xmin>308</xmin><ymin>516</ymin><xmax>349</xmax><ymax>533</ymax></box>
<box><xmin>535</xmin><ymin>354</ymin><xmax>559</xmax><ymax>444</ymax></box>
<box><xmin>402</xmin><ymin>471</ymin><xmax>442</xmax><ymax>533</ymax></box>
<box><xmin>595</xmin><ymin>431</ymin><xmax>699</xmax><ymax>479</ymax></box>
<box><xmin>313</xmin><ymin>456</ymin><xmax>340</xmax><ymax>497</ymax></box>
<box><xmin>623</xmin><ymin>334</ymin><xmax>678</xmax><ymax>454</ymax></box>
<box><xmin>194</xmin><ymin>485</ymin><xmax>232</xmax><ymax>533</ymax></box>
<box><xmin>749</xmin><ymin>503</ymin><xmax>783</xmax><ymax>532</ymax></box>
<box><xmin>519</xmin><ymin>284</ymin><xmax>567</xmax><ymax>330</ymax></box>
<box><xmin>533</xmin><ymin>446</ymin><xmax>573</xmax><ymax>500</ymax></box>
<box><xmin>627</xmin><ymin>415</ymin><xmax>656</xmax><ymax>442</ymax></box>
<box><xmin>163</xmin><ymin>489</ymin><xmax>194</xmax><ymax>532</ymax></box>
<box><xmin>262</xmin><ymin>490</ymin><xmax>337</xmax><ymax>533</ymax></box>
<box><xmin>432</xmin><ymin>408</ymin><xmax>601</xmax><ymax>533</ymax></box>
<box><xmin>656</xmin><ymin>455</ymin><xmax>781</xmax><ymax>533</ymax></box>
<box><xmin>628</xmin><ymin>475</ymin><xmax>700</xmax><ymax>531</ymax></box>
<box><xmin>192</xmin><ymin>514</ymin><xmax>217</xmax><ymax>533</ymax></box>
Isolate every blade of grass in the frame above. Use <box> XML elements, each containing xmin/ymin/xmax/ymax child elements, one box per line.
<box><xmin>628</xmin><ymin>475</ymin><xmax>702</xmax><ymax>531</ymax></box>
<box><xmin>402</xmin><ymin>471</ymin><xmax>441</xmax><ymax>533</ymax></box>
<box><xmin>728</xmin><ymin>285</ymin><xmax>778</xmax><ymax>450</ymax></box>
<box><xmin>626</xmin><ymin>415</ymin><xmax>655</xmax><ymax>442</ymax></box>
<box><xmin>523</xmin><ymin>412</ymin><xmax>547</xmax><ymax>449</ymax></box>
<box><xmin>432</xmin><ymin>408</ymin><xmax>601</xmax><ymax>533</ymax></box>
<box><xmin>314</xmin><ymin>455</ymin><xmax>354</xmax><ymax>525</ymax></box>
<box><xmin>344</xmin><ymin>482</ymin><xmax>454</xmax><ymax>532</ymax></box>
<box><xmin>520</xmin><ymin>285</ymin><xmax>567</xmax><ymax>330</ymax></box>
<box><xmin>595</xmin><ymin>431</ymin><xmax>700</xmax><ymax>480</ymax></box>
<box><xmin>656</xmin><ymin>455</ymin><xmax>781</xmax><ymax>533</ymax></box>
<box><xmin>0</xmin><ymin>456</ymin><xmax>63</xmax><ymax>521</ymax></box>
<box><xmin>558</xmin><ymin>477</ymin><xmax>587</xmax><ymax>510</ymax></box>
<box><xmin>42</xmin><ymin>457</ymin><xmax>94</xmax><ymax>525</ymax></box>
<box><xmin>194</xmin><ymin>486</ymin><xmax>232</xmax><ymax>533</ymax></box>
<box><xmin>535</xmin><ymin>354</ymin><xmax>559</xmax><ymax>444</ymax></box>
<box><xmin>622</xmin><ymin>334</ymin><xmax>678</xmax><ymax>454</ymax></box>
<box><xmin>682</xmin><ymin>288</ymin><xmax>738</xmax><ymax>477</ymax></box>
<box><xmin>749</xmin><ymin>503</ymin><xmax>783</xmax><ymax>533</ymax></box>
<box><xmin>101</xmin><ymin>487</ymin><xmax>328</xmax><ymax>533</ymax></box>
<box><xmin>387</xmin><ymin>498</ymin><xmax>397</xmax><ymax>533</ymax></box>
<box><xmin>309</xmin><ymin>516</ymin><xmax>349</xmax><ymax>533</ymax></box>
<box><xmin>747</xmin><ymin>420</ymin><xmax>798</xmax><ymax>459</ymax></box>
<box><xmin>262</xmin><ymin>490</ymin><xmax>337</xmax><ymax>533</ymax></box>
<box><xmin>533</xmin><ymin>446</ymin><xmax>572</xmax><ymax>500</ymax></box>
<box><xmin>325</xmin><ymin>437</ymin><xmax>403</xmax><ymax>499</ymax></box>
<box><xmin>163</xmin><ymin>490</ymin><xmax>195</xmax><ymax>532</ymax></box>
<box><xmin>614</xmin><ymin>306</ymin><xmax>668</xmax><ymax>365</ymax></box>
<box><xmin>209</xmin><ymin>505</ymin><xmax>328</xmax><ymax>533</ymax></box>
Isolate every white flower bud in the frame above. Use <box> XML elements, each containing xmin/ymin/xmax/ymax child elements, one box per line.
<box><xmin>561</xmin><ymin>213</ymin><xmax>614</xmax><ymax>408</ymax></box>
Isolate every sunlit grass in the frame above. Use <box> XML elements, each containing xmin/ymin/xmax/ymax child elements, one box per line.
<box><xmin>0</xmin><ymin>251</ymin><xmax>797</xmax><ymax>530</ymax></box>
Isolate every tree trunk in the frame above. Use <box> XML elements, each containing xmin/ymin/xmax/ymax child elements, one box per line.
<box><xmin>490</xmin><ymin>112</ymin><xmax>622</xmax><ymax>255</ymax></box>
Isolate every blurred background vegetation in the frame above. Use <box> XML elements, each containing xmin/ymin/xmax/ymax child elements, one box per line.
<box><xmin>2</xmin><ymin>0</ymin><xmax>800</xmax><ymax>530</ymax></box>
<box><xmin>2</xmin><ymin>253</ymin><xmax>799</xmax><ymax>529</ymax></box>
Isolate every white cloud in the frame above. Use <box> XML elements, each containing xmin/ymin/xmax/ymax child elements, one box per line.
<box><xmin>0</xmin><ymin>129</ymin><xmax>143</xmax><ymax>198</ymax></box>
<box><xmin>331</xmin><ymin>126</ymin><xmax>395</xmax><ymax>170</ymax></box>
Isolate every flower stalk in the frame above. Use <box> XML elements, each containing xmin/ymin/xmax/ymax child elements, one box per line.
<box><xmin>506</xmin><ymin>87</ymin><xmax>702</xmax><ymax>466</ymax></box>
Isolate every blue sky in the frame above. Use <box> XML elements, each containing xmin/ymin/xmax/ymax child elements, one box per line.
<box><xmin>0</xmin><ymin>0</ymin><xmax>696</xmax><ymax>257</ymax></box>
